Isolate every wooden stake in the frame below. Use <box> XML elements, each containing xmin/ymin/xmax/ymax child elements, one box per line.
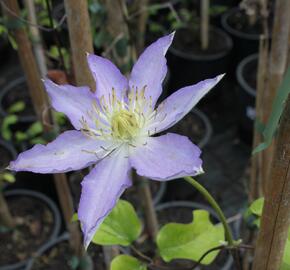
<box><xmin>262</xmin><ymin>0</ymin><xmax>290</xmax><ymax>190</ymax></box>
<box><xmin>138</xmin><ymin>177</ymin><xmax>159</xmax><ymax>240</ymax></box>
<box><xmin>63</xmin><ymin>0</ymin><xmax>95</xmax><ymax>89</ymax></box>
<box><xmin>2</xmin><ymin>0</ymin><xmax>83</xmax><ymax>256</ymax></box>
<box><xmin>0</xmin><ymin>186</ymin><xmax>15</xmax><ymax>228</ymax></box>
<box><xmin>24</xmin><ymin>0</ymin><xmax>47</xmax><ymax>77</ymax></box>
<box><xmin>2</xmin><ymin>0</ymin><xmax>49</xmax><ymax>123</ymax></box>
<box><xmin>250</xmin><ymin>34</ymin><xmax>269</xmax><ymax>201</ymax></box>
<box><xmin>253</xmin><ymin>94</ymin><xmax>290</xmax><ymax>270</ymax></box>
<box><xmin>201</xmin><ymin>0</ymin><xmax>209</xmax><ymax>50</ymax></box>
<box><xmin>101</xmin><ymin>0</ymin><xmax>135</xmax><ymax>72</ymax></box>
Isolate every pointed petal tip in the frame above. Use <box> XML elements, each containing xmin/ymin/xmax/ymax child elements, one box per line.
<box><xmin>84</xmin><ymin>239</ymin><xmax>90</xmax><ymax>251</ymax></box>
<box><xmin>217</xmin><ymin>73</ymin><xmax>226</xmax><ymax>81</ymax></box>
<box><xmin>169</xmin><ymin>31</ymin><xmax>176</xmax><ymax>40</ymax></box>
<box><xmin>6</xmin><ymin>164</ymin><xmax>11</xmax><ymax>171</ymax></box>
<box><xmin>197</xmin><ymin>166</ymin><xmax>204</xmax><ymax>175</ymax></box>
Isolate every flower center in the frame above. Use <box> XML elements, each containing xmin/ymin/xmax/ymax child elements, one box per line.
<box><xmin>80</xmin><ymin>86</ymin><xmax>159</xmax><ymax>144</ymax></box>
<box><xmin>111</xmin><ymin>109</ymin><xmax>139</xmax><ymax>140</ymax></box>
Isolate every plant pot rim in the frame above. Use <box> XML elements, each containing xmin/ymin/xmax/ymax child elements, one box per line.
<box><xmin>221</xmin><ymin>7</ymin><xmax>267</xmax><ymax>41</ymax></box>
<box><xmin>1</xmin><ymin>189</ymin><xmax>61</xmax><ymax>270</ymax></box>
<box><xmin>153</xmin><ymin>182</ymin><xmax>167</xmax><ymax>205</ymax></box>
<box><xmin>155</xmin><ymin>200</ymin><xmax>219</xmax><ymax>219</ymax></box>
<box><xmin>191</xmin><ymin>108</ymin><xmax>212</xmax><ymax>149</ymax></box>
<box><xmin>0</xmin><ymin>139</ymin><xmax>17</xmax><ymax>160</ymax></box>
<box><xmin>24</xmin><ymin>233</ymin><xmax>70</xmax><ymax>270</ymax></box>
<box><xmin>169</xmin><ymin>26</ymin><xmax>233</xmax><ymax>61</ymax></box>
<box><xmin>25</xmin><ymin>233</ymin><xmax>93</xmax><ymax>270</ymax></box>
<box><xmin>236</xmin><ymin>54</ymin><xmax>258</xmax><ymax>97</ymax></box>
<box><xmin>0</xmin><ymin>76</ymin><xmax>37</xmax><ymax>123</ymax></box>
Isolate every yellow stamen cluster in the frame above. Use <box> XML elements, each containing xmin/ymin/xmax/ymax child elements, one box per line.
<box><xmin>80</xmin><ymin>86</ymin><xmax>158</xmax><ymax>143</ymax></box>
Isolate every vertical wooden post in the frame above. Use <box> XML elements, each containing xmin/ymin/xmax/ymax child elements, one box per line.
<box><xmin>250</xmin><ymin>35</ymin><xmax>269</xmax><ymax>201</ymax></box>
<box><xmin>24</xmin><ymin>0</ymin><xmax>47</xmax><ymax>77</ymax></box>
<box><xmin>2</xmin><ymin>0</ymin><xmax>83</xmax><ymax>256</ymax></box>
<box><xmin>63</xmin><ymin>0</ymin><xmax>94</xmax><ymax>89</ymax></box>
<box><xmin>2</xmin><ymin>0</ymin><xmax>49</xmax><ymax>123</ymax></box>
<box><xmin>101</xmin><ymin>0</ymin><xmax>134</xmax><ymax>71</ymax></box>
<box><xmin>138</xmin><ymin>177</ymin><xmax>159</xmax><ymax>240</ymax></box>
<box><xmin>262</xmin><ymin>0</ymin><xmax>290</xmax><ymax>190</ymax></box>
<box><xmin>0</xmin><ymin>184</ymin><xmax>15</xmax><ymax>228</ymax></box>
<box><xmin>253</xmin><ymin>94</ymin><xmax>290</xmax><ymax>270</ymax></box>
<box><xmin>201</xmin><ymin>0</ymin><xmax>209</xmax><ymax>50</ymax></box>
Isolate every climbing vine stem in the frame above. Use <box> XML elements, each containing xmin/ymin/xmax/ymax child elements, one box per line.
<box><xmin>184</xmin><ymin>176</ymin><xmax>235</xmax><ymax>246</ymax></box>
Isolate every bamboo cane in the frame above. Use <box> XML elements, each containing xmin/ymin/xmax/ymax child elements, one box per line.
<box><xmin>63</xmin><ymin>0</ymin><xmax>95</xmax><ymax>90</ymax></box>
<box><xmin>253</xmin><ymin>93</ymin><xmax>290</xmax><ymax>270</ymax></box>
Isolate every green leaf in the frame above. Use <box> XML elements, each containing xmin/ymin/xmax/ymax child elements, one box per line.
<box><xmin>157</xmin><ymin>210</ymin><xmax>224</xmax><ymax>265</ymax></box>
<box><xmin>1</xmin><ymin>115</ymin><xmax>18</xmax><ymax>140</ymax></box>
<box><xmin>280</xmin><ymin>262</ymin><xmax>290</xmax><ymax>270</ymax></box>
<box><xmin>7</xmin><ymin>101</ymin><xmax>25</xmax><ymax>113</ymax></box>
<box><xmin>1</xmin><ymin>172</ymin><xmax>15</xmax><ymax>183</ymax></box>
<box><xmin>253</xmin><ymin>66</ymin><xmax>290</xmax><ymax>154</ymax></box>
<box><xmin>71</xmin><ymin>213</ymin><xmax>79</xmax><ymax>222</ymax></box>
<box><xmin>249</xmin><ymin>197</ymin><xmax>265</xmax><ymax>217</ymax></box>
<box><xmin>92</xmin><ymin>200</ymin><xmax>142</xmax><ymax>246</ymax></box>
<box><xmin>115</xmin><ymin>37</ymin><xmax>128</xmax><ymax>58</ymax></box>
<box><xmin>110</xmin><ymin>255</ymin><xmax>147</xmax><ymax>270</ymax></box>
<box><xmin>15</xmin><ymin>131</ymin><xmax>28</xmax><ymax>142</ymax></box>
<box><xmin>283</xmin><ymin>236</ymin><xmax>290</xmax><ymax>267</ymax></box>
<box><xmin>27</xmin><ymin>121</ymin><xmax>43</xmax><ymax>137</ymax></box>
<box><xmin>29</xmin><ymin>137</ymin><xmax>46</xmax><ymax>145</ymax></box>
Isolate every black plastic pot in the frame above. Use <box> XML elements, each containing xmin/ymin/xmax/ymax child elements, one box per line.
<box><xmin>0</xmin><ymin>76</ymin><xmax>36</xmax><ymax>123</ymax></box>
<box><xmin>25</xmin><ymin>233</ymin><xmax>93</xmax><ymax>270</ymax></box>
<box><xmin>221</xmin><ymin>8</ymin><xmax>268</xmax><ymax>75</ymax></box>
<box><xmin>168</xmin><ymin>26</ymin><xmax>233</xmax><ymax>96</ymax></box>
<box><xmin>168</xmin><ymin>108</ymin><xmax>212</xmax><ymax>150</ymax></box>
<box><xmin>0</xmin><ymin>37</ymin><xmax>12</xmax><ymax>63</ymax></box>
<box><xmin>0</xmin><ymin>189</ymin><xmax>61</xmax><ymax>270</ymax></box>
<box><xmin>236</xmin><ymin>54</ymin><xmax>257</xmax><ymax>144</ymax></box>
<box><xmin>0</xmin><ymin>140</ymin><xmax>17</xmax><ymax>171</ymax></box>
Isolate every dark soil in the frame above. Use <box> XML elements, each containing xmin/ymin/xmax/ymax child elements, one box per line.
<box><xmin>0</xmin><ymin>195</ymin><xmax>55</xmax><ymax>266</ymax></box>
<box><xmin>173</xmin><ymin>27</ymin><xmax>229</xmax><ymax>56</ymax></box>
<box><xmin>168</xmin><ymin>110</ymin><xmax>206</xmax><ymax>145</ymax></box>
<box><xmin>1</xmin><ymin>81</ymin><xmax>35</xmax><ymax>117</ymax></box>
<box><xmin>87</xmin><ymin>244</ymin><xmax>106</xmax><ymax>270</ymax></box>
<box><xmin>157</xmin><ymin>205</ymin><xmax>194</xmax><ymax>226</ymax></box>
<box><xmin>242</xmin><ymin>57</ymin><xmax>257</xmax><ymax>90</ymax></box>
<box><xmin>31</xmin><ymin>241</ymin><xmax>73</xmax><ymax>270</ymax></box>
<box><xmin>227</xmin><ymin>9</ymin><xmax>264</xmax><ymax>36</ymax></box>
<box><xmin>0</xmin><ymin>145</ymin><xmax>13</xmax><ymax>170</ymax></box>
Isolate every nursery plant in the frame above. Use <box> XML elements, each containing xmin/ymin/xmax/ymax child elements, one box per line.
<box><xmin>8</xmin><ymin>32</ymin><xmax>250</xmax><ymax>269</ymax></box>
<box><xmin>3</xmin><ymin>0</ymin><xmax>290</xmax><ymax>268</ymax></box>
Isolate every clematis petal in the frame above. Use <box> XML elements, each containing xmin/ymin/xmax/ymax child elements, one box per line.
<box><xmin>87</xmin><ymin>54</ymin><xmax>128</xmax><ymax>101</ymax></box>
<box><xmin>44</xmin><ymin>79</ymin><xmax>96</xmax><ymax>130</ymax></box>
<box><xmin>78</xmin><ymin>146</ymin><xmax>132</xmax><ymax>248</ymax></box>
<box><xmin>147</xmin><ymin>74</ymin><xmax>224</xmax><ymax>134</ymax></box>
<box><xmin>9</xmin><ymin>130</ymin><xmax>113</xmax><ymax>173</ymax></box>
<box><xmin>130</xmin><ymin>133</ymin><xmax>203</xmax><ymax>181</ymax></box>
<box><xmin>129</xmin><ymin>33</ymin><xmax>174</xmax><ymax>106</ymax></box>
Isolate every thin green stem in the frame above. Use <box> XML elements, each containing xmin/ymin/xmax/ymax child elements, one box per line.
<box><xmin>184</xmin><ymin>176</ymin><xmax>234</xmax><ymax>246</ymax></box>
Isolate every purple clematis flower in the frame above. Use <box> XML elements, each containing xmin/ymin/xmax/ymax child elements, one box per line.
<box><xmin>9</xmin><ymin>33</ymin><xmax>224</xmax><ymax>248</ymax></box>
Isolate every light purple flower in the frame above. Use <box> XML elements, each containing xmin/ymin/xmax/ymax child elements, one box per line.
<box><xmin>9</xmin><ymin>33</ymin><xmax>224</xmax><ymax>248</ymax></box>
